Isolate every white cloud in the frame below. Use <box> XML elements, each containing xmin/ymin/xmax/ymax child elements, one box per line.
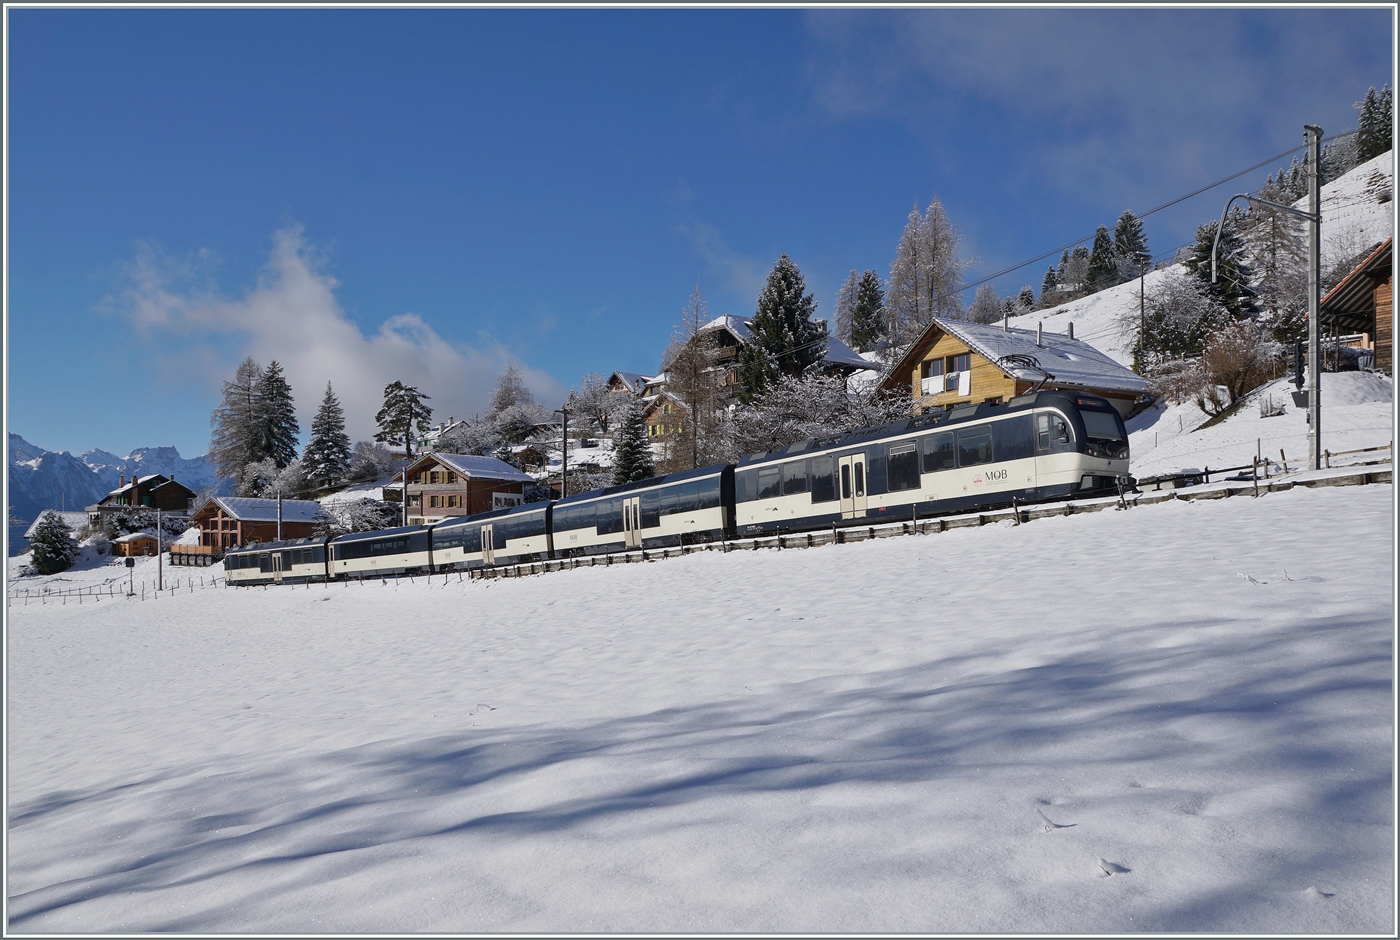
<box><xmin>677</xmin><ymin>221</ymin><xmax>768</xmax><ymax>303</ymax></box>
<box><xmin>110</xmin><ymin>226</ymin><xmax>565</xmax><ymax>442</ymax></box>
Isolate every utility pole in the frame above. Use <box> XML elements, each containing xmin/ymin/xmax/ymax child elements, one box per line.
<box><xmin>1305</xmin><ymin>125</ymin><xmax>1323</xmax><ymax>470</ymax></box>
<box><xmin>157</xmin><ymin>507</ymin><xmax>163</xmax><ymax>590</ymax></box>
<box><xmin>1211</xmin><ymin>123</ymin><xmax>1323</xmax><ymax>468</ymax></box>
<box><xmin>1138</xmin><ymin>259</ymin><xmax>1147</xmax><ymax>371</ymax></box>
<box><xmin>554</xmin><ymin>405</ymin><xmax>570</xmax><ymax>499</ymax></box>
<box><xmin>277</xmin><ymin>490</ymin><xmax>283</xmax><ymax>542</ymax></box>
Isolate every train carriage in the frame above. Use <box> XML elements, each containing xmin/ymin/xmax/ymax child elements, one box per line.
<box><xmin>224</xmin><ymin>537</ymin><xmax>331</xmax><ymax>584</ymax></box>
<box><xmin>551</xmin><ymin>465</ymin><xmax>733</xmax><ymax>556</ymax></box>
<box><xmin>331</xmin><ymin>525</ymin><xmax>432</xmax><ymax>578</ymax></box>
<box><xmin>732</xmin><ymin>390</ymin><xmax>1129</xmax><ymax>537</ymax></box>
<box><xmin>431</xmin><ymin>502</ymin><xmax>553</xmax><ymax>569</ymax></box>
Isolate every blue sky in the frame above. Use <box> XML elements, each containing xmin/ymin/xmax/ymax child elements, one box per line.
<box><xmin>6</xmin><ymin>7</ymin><xmax>1393</xmax><ymax>457</ymax></box>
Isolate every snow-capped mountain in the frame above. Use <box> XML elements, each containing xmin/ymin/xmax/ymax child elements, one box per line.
<box><xmin>6</xmin><ymin>434</ymin><xmax>231</xmax><ymax>556</ymax></box>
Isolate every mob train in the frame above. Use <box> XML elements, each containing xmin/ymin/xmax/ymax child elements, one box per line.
<box><xmin>224</xmin><ymin>389</ymin><xmax>1131</xmax><ymax>586</ymax></box>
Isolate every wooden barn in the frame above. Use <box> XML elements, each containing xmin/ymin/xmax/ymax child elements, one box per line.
<box><xmin>878</xmin><ymin>317</ymin><xmax>1150</xmax><ymax>419</ymax></box>
<box><xmin>110</xmin><ymin>532</ymin><xmax>160</xmax><ymax>557</ymax></box>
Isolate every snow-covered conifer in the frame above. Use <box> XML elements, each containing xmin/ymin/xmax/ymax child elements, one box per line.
<box><xmin>1017</xmin><ymin>286</ymin><xmax>1036</xmax><ymax>311</ymax></box>
<box><xmin>1039</xmin><ymin>266</ymin><xmax>1058</xmax><ymax>305</ymax></box>
<box><xmin>1183</xmin><ymin>217</ymin><xmax>1255</xmax><ymax>318</ymax></box>
<box><xmin>302</xmin><ymin>382</ymin><xmax>351</xmax><ymax>489</ymax></box>
<box><xmin>835</xmin><ymin>269</ymin><xmax>886</xmax><ymax>351</ymax></box>
<box><xmin>256</xmin><ymin>361</ymin><xmax>300</xmax><ymax>469</ymax></box>
<box><xmin>611</xmin><ymin>398</ymin><xmax>655</xmax><ymax>484</ymax></box>
<box><xmin>1086</xmin><ymin>224</ymin><xmax>1118</xmax><ymax>292</ymax></box>
<box><xmin>737</xmin><ymin>254</ymin><xmax>827</xmax><ymax>404</ymax></box>
<box><xmin>29</xmin><ymin>510</ymin><xmax>78</xmax><ymax>575</ymax></box>
<box><xmin>1112</xmin><ymin>211</ymin><xmax>1150</xmax><ymax>268</ymax></box>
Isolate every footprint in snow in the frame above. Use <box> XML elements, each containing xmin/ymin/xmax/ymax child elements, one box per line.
<box><xmin>1098</xmin><ymin>858</ymin><xmax>1130</xmax><ymax>876</ymax></box>
<box><xmin>468</xmin><ymin>703</ymin><xmax>496</xmax><ymax>716</ymax></box>
<box><xmin>1302</xmin><ymin>885</ymin><xmax>1336</xmax><ymax>899</ymax></box>
<box><xmin>1236</xmin><ymin>572</ymin><xmax>1267</xmax><ymax>584</ymax></box>
<box><xmin>1037</xmin><ymin>809</ymin><xmax>1075</xmax><ymax>832</ymax></box>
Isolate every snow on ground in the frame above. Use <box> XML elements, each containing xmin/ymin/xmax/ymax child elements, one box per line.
<box><xmin>318</xmin><ymin>477</ymin><xmax>392</xmax><ymax>506</ymax></box>
<box><xmin>1128</xmin><ymin>371</ymin><xmax>1392</xmax><ymax>478</ymax></box>
<box><xmin>6</xmin><ymin>483</ymin><xmax>1393</xmax><ymax>933</ymax></box>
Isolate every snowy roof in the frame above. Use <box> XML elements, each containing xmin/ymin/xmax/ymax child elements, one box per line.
<box><xmin>698</xmin><ymin>315</ymin><xmax>874</xmax><ymax>372</ymax></box>
<box><xmin>608</xmin><ymin>371</ymin><xmax>652</xmax><ymax>393</ymax></box>
<box><xmin>205</xmin><ymin>497</ymin><xmax>328</xmax><ymax>523</ymax></box>
<box><xmin>885</xmin><ymin>317</ymin><xmax>1149</xmax><ymax>397</ymax></box>
<box><xmin>23</xmin><ymin>511</ymin><xmax>88</xmax><ymax>540</ymax></box>
<box><xmin>407</xmin><ymin>453</ymin><xmax>535</xmax><ymax>483</ymax></box>
<box><xmin>112</xmin><ymin>531</ymin><xmax>158</xmax><ymax>543</ymax></box>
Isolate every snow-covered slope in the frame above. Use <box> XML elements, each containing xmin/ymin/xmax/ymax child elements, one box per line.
<box><xmin>6</xmin><ymin>483</ymin><xmax>1391</xmax><ymax>933</ymax></box>
<box><xmin>1007</xmin><ymin>150</ymin><xmax>1395</xmax><ymax>367</ymax></box>
<box><xmin>1127</xmin><ymin>371</ymin><xmax>1392</xmax><ymax>478</ymax></box>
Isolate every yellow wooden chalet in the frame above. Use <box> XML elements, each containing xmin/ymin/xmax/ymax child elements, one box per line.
<box><xmin>878</xmin><ymin>317</ymin><xmax>1150</xmax><ymax>419</ymax></box>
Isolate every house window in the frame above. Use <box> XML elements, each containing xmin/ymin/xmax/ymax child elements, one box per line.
<box><xmin>447</xmin><ymin>472</ymin><xmax>457</xmax><ymax>484</ymax></box>
<box><xmin>430</xmin><ymin>495</ymin><xmax>441</xmax><ymax>508</ymax></box>
<box><xmin>949</xmin><ymin>353</ymin><xmax>971</xmax><ymax>374</ymax></box>
<box><xmin>920</xmin><ymin>359</ymin><xmax>945</xmax><ymax>379</ymax></box>
<box><xmin>448</xmin><ymin>495</ymin><xmax>460</xmax><ymax>508</ymax></box>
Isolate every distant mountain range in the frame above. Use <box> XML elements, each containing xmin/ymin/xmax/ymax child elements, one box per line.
<box><xmin>7</xmin><ymin>434</ymin><xmax>232</xmax><ymax>556</ymax></box>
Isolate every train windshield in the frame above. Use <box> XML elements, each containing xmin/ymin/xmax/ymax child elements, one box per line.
<box><xmin>1080</xmin><ymin>409</ymin><xmax>1126</xmax><ymax>442</ymax></box>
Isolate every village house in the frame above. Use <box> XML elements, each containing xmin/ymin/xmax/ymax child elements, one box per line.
<box><xmin>390</xmin><ymin>452</ymin><xmax>534</xmax><ymax>525</ymax></box>
<box><xmin>190</xmin><ymin>496</ymin><xmax>327</xmax><ymax>553</ymax></box>
<box><xmin>691</xmin><ymin>314</ymin><xmax>878</xmax><ymax>398</ymax></box>
<box><xmin>606</xmin><ymin>371</ymin><xmax>652</xmax><ymax>396</ymax></box>
<box><xmin>641</xmin><ymin>391</ymin><xmax>688</xmax><ymax>442</ymax></box>
<box><xmin>110</xmin><ymin>531</ymin><xmax>160</xmax><ymax>557</ymax></box>
<box><xmin>86</xmin><ymin>474</ymin><xmax>198</xmax><ymax>530</ymax></box>
<box><xmin>878</xmin><ymin>317</ymin><xmax>1150</xmax><ymax>419</ymax></box>
<box><xmin>1319</xmin><ymin>237</ymin><xmax>1392</xmax><ymax>373</ymax></box>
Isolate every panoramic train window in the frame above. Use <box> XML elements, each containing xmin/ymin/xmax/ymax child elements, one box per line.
<box><xmin>1036</xmin><ymin>413</ymin><xmax>1074</xmax><ymax>452</ymax></box>
<box><xmin>886</xmin><ymin>441</ymin><xmax>920</xmax><ymax>491</ymax></box>
<box><xmin>758</xmin><ymin>467</ymin><xmax>782</xmax><ymax>500</ymax></box>
<box><xmin>597</xmin><ymin>499</ymin><xmax>623</xmax><ymax>535</ymax></box>
<box><xmin>672</xmin><ymin>481</ymin><xmax>699</xmax><ymax>514</ymax></box>
<box><xmin>641</xmin><ymin>489</ymin><xmax>661</xmax><ymax>527</ymax></box>
<box><xmin>993</xmin><ymin>415</ymin><xmax>1035</xmax><ymax>461</ymax></box>
<box><xmin>783</xmin><ymin>460</ymin><xmax>808</xmax><ymax>496</ymax></box>
<box><xmin>957</xmin><ymin>427</ymin><xmax>994</xmax><ymax>466</ymax></box>
<box><xmin>697</xmin><ymin>477</ymin><xmax>722</xmax><ymax>510</ymax></box>
<box><xmin>810</xmin><ymin>456</ymin><xmax>836</xmax><ymax>502</ymax></box>
<box><xmin>923</xmin><ymin>432</ymin><xmax>955</xmax><ymax>472</ymax></box>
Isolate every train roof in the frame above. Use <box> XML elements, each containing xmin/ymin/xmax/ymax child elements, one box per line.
<box><xmin>734</xmin><ymin>389</ymin><xmax>1103</xmax><ymax>468</ymax></box>
<box><xmin>431</xmin><ymin>500</ymin><xmax>550</xmax><ymax>528</ymax></box>
<box><xmin>553</xmin><ymin>462</ymin><xmax>728</xmax><ymax>506</ymax></box>
<box><xmin>226</xmin><ymin>536</ymin><xmax>321</xmax><ymax>553</ymax></box>
<box><xmin>333</xmin><ymin>524</ymin><xmax>428</xmax><ymax>543</ymax></box>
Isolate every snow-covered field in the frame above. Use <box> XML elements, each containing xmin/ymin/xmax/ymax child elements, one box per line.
<box><xmin>6</xmin><ymin>480</ymin><xmax>1393</xmax><ymax>933</ymax></box>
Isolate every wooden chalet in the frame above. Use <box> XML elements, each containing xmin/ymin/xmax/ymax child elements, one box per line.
<box><xmin>86</xmin><ymin>474</ymin><xmax>198</xmax><ymax>529</ymax></box>
<box><xmin>111</xmin><ymin>532</ymin><xmax>160</xmax><ymax>557</ymax></box>
<box><xmin>641</xmin><ymin>391</ymin><xmax>687</xmax><ymax>441</ymax></box>
<box><xmin>693</xmin><ymin>314</ymin><xmax>878</xmax><ymax>396</ymax></box>
<box><xmin>1319</xmin><ymin>237</ymin><xmax>1392</xmax><ymax>373</ymax></box>
<box><xmin>392</xmin><ymin>452</ymin><xmax>534</xmax><ymax>525</ymax></box>
<box><xmin>190</xmin><ymin>496</ymin><xmax>327</xmax><ymax>552</ymax></box>
<box><xmin>607</xmin><ymin>371</ymin><xmax>652</xmax><ymax>396</ymax></box>
<box><xmin>878</xmin><ymin>317</ymin><xmax>1150</xmax><ymax>419</ymax></box>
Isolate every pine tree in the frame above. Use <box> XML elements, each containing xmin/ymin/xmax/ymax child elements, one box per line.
<box><xmin>1039</xmin><ymin>265</ymin><xmax>1058</xmax><ymax>305</ymax></box>
<box><xmin>1355</xmin><ymin>86</ymin><xmax>1381</xmax><ymax>162</ymax></box>
<box><xmin>488</xmin><ymin>364</ymin><xmax>534</xmax><ymax>419</ymax></box>
<box><xmin>1379</xmin><ymin>85</ymin><xmax>1393</xmax><ymax>156</ymax></box>
<box><xmin>834</xmin><ymin>269</ymin><xmax>861</xmax><ymax>348</ymax></box>
<box><xmin>1183</xmin><ymin>217</ymin><xmax>1255</xmax><ymax>318</ymax></box>
<box><xmin>1017</xmin><ymin>286</ymin><xmax>1036</xmax><ymax>311</ymax></box>
<box><xmin>1086</xmin><ymin>224</ymin><xmax>1118</xmax><ymax>292</ymax></box>
<box><xmin>611</xmin><ymin>398</ymin><xmax>655</xmax><ymax>484</ymax></box>
<box><xmin>29</xmin><ymin>510</ymin><xmax>78</xmax><ymax>575</ymax></box>
<box><xmin>1112</xmin><ymin>211</ymin><xmax>1151</xmax><ymax>269</ymax></box>
<box><xmin>302</xmin><ymin>382</ymin><xmax>352</xmax><ymax>489</ymax></box>
<box><xmin>737</xmin><ymin>254</ymin><xmax>827</xmax><ymax>404</ymax></box>
<box><xmin>256</xmin><ymin>361</ymin><xmax>300</xmax><ymax>469</ymax></box>
<box><xmin>374</xmin><ymin>381</ymin><xmax>433</xmax><ymax>460</ymax></box>
<box><xmin>851</xmin><ymin>270</ymin><xmax>886</xmax><ymax>352</ymax></box>
<box><xmin>210</xmin><ymin>357</ymin><xmax>269</xmax><ymax>495</ymax></box>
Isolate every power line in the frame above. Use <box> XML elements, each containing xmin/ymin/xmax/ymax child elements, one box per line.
<box><xmin>959</xmin><ymin>129</ymin><xmax>1361</xmax><ymax>294</ymax></box>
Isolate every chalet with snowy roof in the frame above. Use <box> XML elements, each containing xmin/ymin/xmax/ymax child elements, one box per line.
<box><xmin>23</xmin><ymin>511</ymin><xmax>88</xmax><ymax>543</ymax></box>
<box><xmin>111</xmin><ymin>531</ymin><xmax>160</xmax><ymax>557</ymax></box>
<box><xmin>607</xmin><ymin>371</ymin><xmax>652</xmax><ymax>396</ymax></box>
<box><xmin>392</xmin><ymin>452</ymin><xmax>534</xmax><ymax>524</ymax></box>
<box><xmin>641</xmin><ymin>391</ymin><xmax>688</xmax><ymax>441</ymax></box>
<box><xmin>190</xmin><ymin>496</ymin><xmax>327</xmax><ymax>552</ymax></box>
<box><xmin>878</xmin><ymin>317</ymin><xmax>1150</xmax><ymax>419</ymax></box>
<box><xmin>416</xmin><ymin>416</ymin><xmax>465</xmax><ymax>454</ymax></box>
<box><xmin>1320</xmin><ymin>237</ymin><xmax>1391</xmax><ymax>373</ymax></box>
<box><xmin>85</xmin><ymin>474</ymin><xmax>198</xmax><ymax>529</ymax></box>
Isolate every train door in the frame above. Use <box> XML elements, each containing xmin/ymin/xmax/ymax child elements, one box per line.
<box><xmin>622</xmin><ymin>496</ymin><xmax>642</xmax><ymax>549</ymax></box>
<box><xmin>272</xmin><ymin>553</ymin><xmax>284</xmax><ymax>583</ymax></box>
<box><xmin>838</xmin><ymin>454</ymin><xmax>867</xmax><ymax>520</ymax></box>
<box><xmin>480</xmin><ymin>524</ymin><xmax>495</xmax><ymax>566</ymax></box>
